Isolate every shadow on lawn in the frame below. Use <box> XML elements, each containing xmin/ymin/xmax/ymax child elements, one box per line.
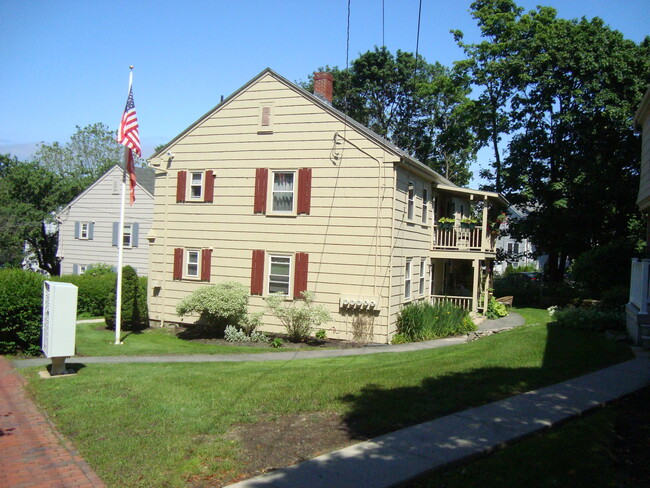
<box><xmin>339</xmin><ymin>323</ymin><xmax>632</xmax><ymax>439</ymax></box>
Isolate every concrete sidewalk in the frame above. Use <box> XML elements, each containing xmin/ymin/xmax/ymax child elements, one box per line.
<box><xmin>12</xmin><ymin>313</ymin><xmax>526</xmax><ymax>369</ymax></box>
<box><xmin>225</xmin><ymin>352</ymin><xmax>650</xmax><ymax>488</ymax></box>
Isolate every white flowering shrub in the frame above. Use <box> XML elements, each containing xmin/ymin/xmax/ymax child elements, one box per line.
<box><xmin>547</xmin><ymin>305</ymin><xmax>559</xmax><ymax>318</ymax></box>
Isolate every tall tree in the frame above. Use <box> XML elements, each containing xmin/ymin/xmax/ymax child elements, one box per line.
<box><xmin>304</xmin><ymin>47</ymin><xmax>477</xmax><ymax>186</ymax></box>
<box><xmin>0</xmin><ymin>157</ymin><xmax>85</xmax><ymax>274</ymax></box>
<box><xmin>453</xmin><ymin>0</ymin><xmax>524</xmax><ymax>193</ymax></box>
<box><xmin>35</xmin><ymin>122</ymin><xmax>131</xmax><ymax>183</ymax></box>
<box><xmin>459</xmin><ymin>0</ymin><xmax>650</xmax><ymax>280</ymax></box>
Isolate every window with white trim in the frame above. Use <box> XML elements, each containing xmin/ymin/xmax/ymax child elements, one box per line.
<box><xmin>80</xmin><ymin>223</ymin><xmax>89</xmax><ymax>239</ymax></box>
<box><xmin>268</xmin><ymin>254</ymin><xmax>291</xmax><ymax>295</ymax></box>
<box><xmin>190</xmin><ymin>172</ymin><xmax>204</xmax><ymax>200</ymax></box>
<box><xmin>407</xmin><ymin>182</ymin><xmax>415</xmax><ymax>220</ymax></box>
<box><xmin>123</xmin><ymin>224</ymin><xmax>132</xmax><ymax>248</ymax></box>
<box><xmin>272</xmin><ymin>171</ymin><xmax>295</xmax><ymax>213</ymax></box>
<box><xmin>422</xmin><ymin>188</ymin><xmax>429</xmax><ymax>225</ymax></box>
<box><xmin>79</xmin><ymin>265</ymin><xmax>87</xmax><ymax>275</ymax></box>
<box><xmin>186</xmin><ymin>250</ymin><xmax>200</xmax><ymax>278</ymax></box>
<box><xmin>405</xmin><ymin>258</ymin><xmax>412</xmax><ymax>299</ymax></box>
<box><xmin>419</xmin><ymin>258</ymin><xmax>426</xmax><ymax>295</ymax></box>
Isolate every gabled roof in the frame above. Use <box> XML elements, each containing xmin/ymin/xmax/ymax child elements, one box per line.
<box><xmin>150</xmin><ymin>67</ymin><xmax>456</xmax><ymax>187</ymax></box>
<box><xmin>57</xmin><ymin>164</ymin><xmax>155</xmax><ymax>216</ymax></box>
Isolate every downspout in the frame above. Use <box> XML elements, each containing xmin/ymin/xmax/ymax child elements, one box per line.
<box><xmin>147</xmin><ymin>154</ymin><xmax>173</xmax><ymax>327</ymax></box>
<box><xmin>389</xmin><ymin>160</ymin><xmax>398</xmax><ymax>340</ymax></box>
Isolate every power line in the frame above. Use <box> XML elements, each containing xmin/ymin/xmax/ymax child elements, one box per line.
<box><xmin>414</xmin><ymin>0</ymin><xmax>423</xmax><ymax>79</ymax></box>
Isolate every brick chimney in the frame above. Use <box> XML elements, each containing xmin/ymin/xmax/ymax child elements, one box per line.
<box><xmin>313</xmin><ymin>72</ymin><xmax>334</xmax><ymax>104</ymax></box>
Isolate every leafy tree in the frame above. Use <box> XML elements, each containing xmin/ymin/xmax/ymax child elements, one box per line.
<box><xmin>457</xmin><ymin>0</ymin><xmax>650</xmax><ymax>280</ymax></box>
<box><xmin>304</xmin><ymin>47</ymin><xmax>477</xmax><ymax>185</ymax></box>
<box><xmin>453</xmin><ymin>0</ymin><xmax>524</xmax><ymax>193</ymax></box>
<box><xmin>35</xmin><ymin>122</ymin><xmax>135</xmax><ymax>182</ymax></box>
<box><xmin>0</xmin><ymin>157</ymin><xmax>84</xmax><ymax>275</ymax></box>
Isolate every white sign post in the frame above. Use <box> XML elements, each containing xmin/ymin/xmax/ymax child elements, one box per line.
<box><xmin>42</xmin><ymin>281</ymin><xmax>78</xmax><ymax>375</ymax></box>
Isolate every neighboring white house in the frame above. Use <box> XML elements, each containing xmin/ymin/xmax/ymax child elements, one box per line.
<box><xmin>494</xmin><ymin>206</ymin><xmax>541</xmax><ymax>274</ymax></box>
<box><xmin>627</xmin><ymin>85</ymin><xmax>650</xmax><ymax>347</ymax></box>
<box><xmin>56</xmin><ymin>164</ymin><xmax>155</xmax><ymax>276</ymax></box>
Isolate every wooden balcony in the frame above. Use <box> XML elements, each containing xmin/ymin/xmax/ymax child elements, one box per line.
<box><xmin>432</xmin><ymin>224</ymin><xmax>496</xmax><ymax>253</ymax></box>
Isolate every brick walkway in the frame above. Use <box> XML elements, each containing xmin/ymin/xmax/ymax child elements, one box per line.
<box><xmin>0</xmin><ymin>356</ymin><xmax>105</xmax><ymax>488</ymax></box>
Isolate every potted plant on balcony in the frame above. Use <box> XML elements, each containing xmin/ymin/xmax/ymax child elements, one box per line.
<box><xmin>490</xmin><ymin>212</ymin><xmax>508</xmax><ymax>235</ymax></box>
<box><xmin>438</xmin><ymin>217</ymin><xmax>455</xmax><ymax>229</ymax></box>
<box><xmin>460</xmin><ymin>217</ymin><xmax>478</xmax><ymax>230</ymax></box>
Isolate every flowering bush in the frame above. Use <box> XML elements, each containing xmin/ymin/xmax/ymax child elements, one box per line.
<box><xmin>265</xmin><ymin>291</ymin><xmax>331</xmax><ymax>342</ymax></box>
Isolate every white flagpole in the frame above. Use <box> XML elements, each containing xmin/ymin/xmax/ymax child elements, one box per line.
<box><xmin>115</xmin><ymin>69</ymin><xmax>133</xmax><ymax>345</ymax></box>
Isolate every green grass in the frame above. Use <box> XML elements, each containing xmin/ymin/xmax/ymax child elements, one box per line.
<box><xmin>25</xmin><ymin>320</ymin><xmax>633</xmax><ymax>488</ymax></box>
<box><xmin>512</xmin><ymin>306</ymin><xmax>552</xmax><ymax>327</ymax></box>
<box><xmin>74</xmin><ymin>322</ymin><xmax>282</xmax><ymax>356</ymax></box>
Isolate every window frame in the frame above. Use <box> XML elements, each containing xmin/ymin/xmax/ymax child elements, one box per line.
<box><xmin>422</xmin><ymin>188</ymin><xmax>429</xmax><ymax>225</ymax></box>
<box><xmin>419</xmin><ymin>258</ymin><xmax>426</xmax><ymax>296</ymax></box>
<box><xmin>270</xmin><ymin>170</ymin><xmax>296</xmax><ymax>215</ymax></box>
<box><xmin>80</xmin><ymin>223</ymin><xmax>89</xmax><ymax>240</ymax></box>
<box><xmin>405</xmin><ymin>258</ymin><xmax>412</xmax><ymax>300</ymax></box>
<box><xmin>79</xmin><ymin>265</ymin><xmax>87</xmax><ymax>275</ymax></box>
<box><xmin>122</xmin><ymin>224</ymin><xmax>132</xmax><ymax>248</ymax></box>
<box><xmin>268</xmin><ymin>254</ymin><xmax>292</xmax><ymax>296</ymax></box>
<box><xmin>185</xmin><ymin>249</ymin><xmax>200</xmax><ymax>278</ymax></box>
<box><xmin>189</xmin><ymin>172</ymin><xmax>204</xmax><ymax>201</ymax></box>
<box><xmin>257</xmin><ymin>102</ymin><xmax>274</xmax><ymax>134</ymax></box>
<box><xmin>407</xmin><ymin>182</ymin><xmax>415</xmax><ymax>221</ymax></box>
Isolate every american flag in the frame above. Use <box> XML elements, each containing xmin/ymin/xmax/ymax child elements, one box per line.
<box><xmin>117</xmin><ymin>85</ymin><xmax>141</xmax><ymax>156</ymax></box>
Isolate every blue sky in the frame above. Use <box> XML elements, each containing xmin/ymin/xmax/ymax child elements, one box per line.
<box><xmin>1</xmin><ymin>0</ymin><xmax>648</xmax><ymax>182</ymax></box>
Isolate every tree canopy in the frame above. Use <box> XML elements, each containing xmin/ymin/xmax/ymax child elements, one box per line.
<box><xmin>305</xmin><ymin>47</ymin><xmax>479</xmax><ymax>186</ymax></box>
<box><xmin>455</xmin><ymin>0</ymin><xmax>650</xmax><ymax>279</ymax></box>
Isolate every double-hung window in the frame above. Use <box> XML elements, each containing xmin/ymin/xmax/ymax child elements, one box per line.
<box><xmin>407</xmin><ymin>183</ymin><xmax>415</xmax><ymax>221</ymax></box>
<box><xmin>80</xmin><ymin>223</ymin><xmax>89</xmax><ymax>239</ymax></box>
<box><xmin>123</xmin><ymin>224</ymin><xmax>132</xmax><ymax>248</ymax></box>
<box><xmin>419</xmin><ymin>258</ymin><xmax>426</xmax><ymax>295</ymax></box>
<box><xmin>186</xmin><ymin>250</ymin><xmax>200</xmax><ymax>278</ymax></box>
<box><xmin>405</xmin><ymin>258</ymin><xmax>412</xmax><ymax>299</ymax></box>
<box><xmin>268</xmin><ymin>255</ymin><xmax>291</xmax><ymax>295</ymax></box>
<box><xmin>422</xmin><ymin>188</ymin><xmax>429</xmax><ymax>225</ymax></box>
<box><xmin>272</xmin><ymin>172</ymin><xmax>295</xmax><ymax>213</ymax></box>
<box><xmin>190</xmin><ymin>172</ymin><xmax>204</xmax><ymax>200</ymax></box>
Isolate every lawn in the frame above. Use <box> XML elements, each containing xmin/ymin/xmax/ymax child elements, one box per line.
<box><xmin>74</xmin><ymin>322</ymin><xmax>284</xmax><ymax>356</ymax></box>
<box><xmin>24</xmin><ymin>310</ymin><xmax>634</xmax><ymax>488</ymax></box>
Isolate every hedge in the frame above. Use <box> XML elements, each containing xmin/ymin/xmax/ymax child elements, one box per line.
<box><xmin>0</xmin><ymin>269</ymin><xmax>45</xmax><ymax>355</ymax></box>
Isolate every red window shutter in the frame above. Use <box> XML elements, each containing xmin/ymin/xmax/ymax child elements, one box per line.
<box><xmin>297</xmin><ymin>168</ymin><xmax>312</xmax><ymax>215</ymax></box>
<box><xmin>251</xmin><ymin>250</ymin><xmax>265</xmax><ymax>295</ymax></box>
<box><xmin>293</xmin><ymin>252</ymin><xmax>309</xmax><ymax>299</ymax></box>
<box><xmin>173</xmin><ymin>248</ymin><xmax>183</xmax><ymax>280</ymax></box>
<box><xmin>201</xmin><ymin>248</ymin><xmax>212</xmax><ymax>281</ymax></box>
<box><xmin>176</xmin><ymin>171</ymin><xmax>187</xmax><ymax>203</ymax></box>
<box><xmin>254</xmin><ymin>168</ymin><xmax>268</xmax><ymax>214</ymax></box>
<box><xmin>261</xmin><ymin>106</ymin><xmax>271</xmax><ymax>126</ymax></box>
<box><xmin>204</xmin><ymin>170</ymin><xmax>214</xmax><ymax>203</ymax></box>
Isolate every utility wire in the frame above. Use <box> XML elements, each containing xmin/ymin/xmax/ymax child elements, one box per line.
<box><xmin>414</xmin><ymin>0</ymin><xmax>423</xmax><ymax>79</ymax></box>
<box><xmin>382</xmin><ymin>0</ymin><xmax>385</xmax><ymax>46</ymax></box>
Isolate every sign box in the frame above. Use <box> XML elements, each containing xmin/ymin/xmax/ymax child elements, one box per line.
<box><xmin>42</xmin><ymin>281</ymin><xmax>78</xmax><ymax>358</ymax></box>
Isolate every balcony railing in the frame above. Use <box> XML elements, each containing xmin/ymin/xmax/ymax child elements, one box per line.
<box><xmin>433</xmin><ymin>225</ymin><xmax>495</xmax><ymax>252</ymax></box>
<box><xmin>431</xmin><ymin>294</ymin><xmax>473</xmax><ymax>311</ymax></box>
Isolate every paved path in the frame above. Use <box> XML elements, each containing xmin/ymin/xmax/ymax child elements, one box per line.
<box><xmin>0</xmin><ymin>356</ymin><xmax>105</xmax><ymax>488</ymax></box>
<box><xmin>12</xmin><ymin>313</ymin><xmax>526</xmax><ymax>369</ymax></box>
<box><xmin>225</xmin><ymin>351</ymin><xmax>650</xmax><ymax>488</ymax></box>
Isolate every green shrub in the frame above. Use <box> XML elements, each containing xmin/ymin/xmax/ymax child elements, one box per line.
<box><xmin>137</xmin><ymin>276</ymin><xmax>148</xmax><ymax>326</ymax></box>
<box><xmin>104</xmin><ymin>266</ymin><xmax>144</xmax><ymax>331</ymax></box>
<box><xmin>391</xmin><ymin>333</ymin><xmax>408</xmax><ymax>344</ymax></box>
<box><xmin>176</xmin><ymin>281</ymin><xmax>251</xmax><ymax>332</ymax></box>
<box><xmin>486</xmin><ymin>296</ymin><xmax>508</xmax><ymax>319</ymax></box>
<box><xmin>571</xmin><ymin>239</ymin><xmax>635</xmax><ymax>298</ymax></box>
<box><xmin>551</xmin><ymin>307</ymin><xmax>625</xmax><ymax>332</ymax></box>
<box><xmin>265</xmin><ymin>291</ymin><xmax>331</xmax><ymax>342</ymax></box>
<box><xmin>494</xmin><ymin>275</ymin><xmax>584</xmax><ymax>308</ymax></box>
<box><xmin>54</xmin><ymin>272</ymin><xmax>116</xmax><ymax>317</ymax></box>
<box><xmin>0</xmin><ymin>269</ymin><xmax>45</xmax><ymax>355</ymax></box>
<box><xmin>396</xmin><ymin>301</ymin><xmax>476</xmax><ymax>342</ymax></box>
<box><xmin>315</xmin><ymin>329</ymin><xmax>327</xmax><ymax>340</ymax></box>
<box><xmin>600</xmin><ymin>285</ymin><xmax>629</xmax><ymax>311</ymax></box>
<box><xmin>503</xmin><ymin>264</ymin><xmax>538</xmax><ymax>276</ymax></box>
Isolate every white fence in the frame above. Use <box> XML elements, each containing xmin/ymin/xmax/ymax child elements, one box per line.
<box><xmin>430</xmin><ymin>294</ymin><xmax>473</xmax><ymax>311</ymax></box>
